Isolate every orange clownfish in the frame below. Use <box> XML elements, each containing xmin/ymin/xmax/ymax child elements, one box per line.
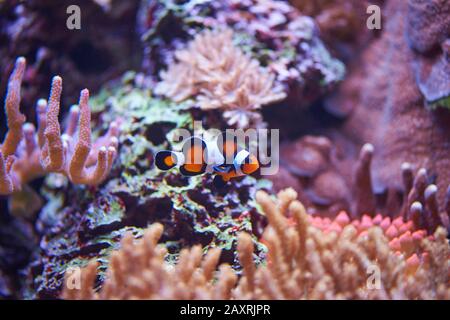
<box><xmin>155</xmin><ymin>134</ymin><xmax>259</xmax><ymax>187</ymax></box>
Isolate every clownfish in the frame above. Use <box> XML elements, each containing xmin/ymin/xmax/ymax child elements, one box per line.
<box><xmin>155</xmin><ymin>133</ymin><xmax>259</xmax><ymax>187</ymax></box>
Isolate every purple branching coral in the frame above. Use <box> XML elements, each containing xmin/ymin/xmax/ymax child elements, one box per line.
<box><xmin>0</xmin><ymin>57</ymin><xmax>120</xmax><ymax>195</ymax></box>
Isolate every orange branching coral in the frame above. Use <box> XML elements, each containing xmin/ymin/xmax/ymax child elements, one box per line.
<box><xmin>234</xmin><ymin>189</ymin><xmax>449</xmax><ymax>299</ymax></box>
<box><xmin>0</xmin><ymin>57</ymin><xmax>119</xmax><ymax>195</ymax></box>
<box><xmin>62</xmin><ymin>223</ymin><xmax>238</xmax><ymax>299</ymax></box>
<box><xmin>155</xmin><ymin>28</ymin><xmax>286</xmax><ymax>128</ymax></box>
<box><xmin>62</xmin><ymin>189</ymin><xmax>450</xmax><ymax>300</ymax></box>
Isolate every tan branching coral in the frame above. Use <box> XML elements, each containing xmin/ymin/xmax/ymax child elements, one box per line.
<box><xmin>0</xmin><ymin>57</ymin><xmax>119</xmax><ymax>195</ymax></box>
<box><xmin>155</xmin><ymin>28</ymin><xmax>286</xmax><ymax>128</ymax></box>
<box><xmin>62</xmin><ymin>223</ymin><xmax>238</xmax><ymax>300</ymax></box>
<box><xmin>62</xmin><ymin>189</ymin><xmax>449</xmax><ymax>300</ymax></box>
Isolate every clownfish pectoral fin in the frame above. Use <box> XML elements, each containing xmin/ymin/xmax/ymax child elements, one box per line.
<box><xmin>155</xmin><ymin>150</ymin><xmax>178</xmax><ymax>171</ymax></box>
<box><xmin>178</xmin><ymin>136</ymin><xmax>208</xmax><ymax>176</ymax></box>
<box><xmin>213</xmin><ymin>175</ymin><xmax>228</xmax><ymax>188</ymax></box>
<box><xmin>212</xmin><ymin>164</ymin><xmax>234</xmax><ymax>173</ymax></box>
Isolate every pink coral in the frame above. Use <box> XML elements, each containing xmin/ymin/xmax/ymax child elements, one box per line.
<box><xmin>0</xmin><ymin>57</ymin><xmax>119</xmax><ymax>195</ymax></box>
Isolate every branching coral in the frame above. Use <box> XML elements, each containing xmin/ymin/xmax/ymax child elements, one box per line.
<box><xmin>62</xmin><ymin>189</ymin><xmax>450</xmax><ymax>300</ymax></box>
<box><xmin>0</xmin><ymin>57</ymin><xmax>119</xmax><ymax>195</ymax></box>
<box><xmin>236</xmin><ymin>189</ymin><xmax>449</xmax><ymax>299</ymax></box>
<box><xmin>155</xmin><ymin>28</ymin><xmax>286</xmax><ymax>128</ymax></box>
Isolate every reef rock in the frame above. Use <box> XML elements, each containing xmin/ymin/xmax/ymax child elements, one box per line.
<box><xmin>25</xmin><ymin>74</ymin><xmax>269</xmax><ymax>298</ymax></box>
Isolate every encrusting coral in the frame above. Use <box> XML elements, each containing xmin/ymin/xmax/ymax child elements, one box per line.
<box><xmin>62</xmin><ymin>189</ymin><xmax>450</xmax><ymax>300</ymax></box>
<box><xmin>155</xmin><ymin>28</ymin><xmax>286</xmax><ymax>128</ymax></box>
<box><xmin>0</xmin><ymin>57</ymin><xmax>119</xmax><ymax>195</ymax></box>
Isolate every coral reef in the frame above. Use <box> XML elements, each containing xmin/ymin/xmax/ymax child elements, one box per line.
<box><xmin>1</xmin><ymin>0</ymin><xmax>448</xmax><ymax>301</ymax></box>
<box><xmin>62</xmin><ymin>189</ymin><xmax>450</xmax><ymax>300</ymax></box>
<box><xmin>24</xmin><ymin>75</ymin><xmax>268</xmax><ymax>298</ymax></box>
<box><xmin>0</xmin><ymin>57</ymin><xmax>119</xmax><ymax>195</ymax></box>
<box><xmin>289</xmin><ymin>0</ymin><xmax>384</xmax><ymax>56</ymax></box>
<box><xmin>235</xmin><ymin>189</ymin><xmax>449</xmax><ymax>299</ymax></box>
<box><xmin>265</xmin><ymin>0</ymin><xmax>450</xmax><ymax>219</ymax></box>
<box><xmin>155</xmin><ymin>28</ymin><xmax>286</xmax><ymax>128</ymax></box>
<box><xmin>0</xmin><ymin>57</ymin><xmax>120</xmax><ymax>298</ymax></box>
<box><xmin>62</xmin><ymin>223</ymin><xmax>238</xmax><ymax>299</ymax></box>
<box><xmin>271</xmin><ymin>138</ymin><xmax>450</xmax><ymax>235</ymax></box>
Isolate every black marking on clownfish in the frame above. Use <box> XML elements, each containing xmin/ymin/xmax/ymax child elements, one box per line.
<box><xmin>212</xmin><ymin>164</ymin><xmax>233</xmax><ymax>173</ymax></box>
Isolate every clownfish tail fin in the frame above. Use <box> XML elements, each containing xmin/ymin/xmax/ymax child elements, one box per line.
<box><xmin>155</xmin><ymin>150</ymin><xmax>178</xmax><ymax>171</ymax></box>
